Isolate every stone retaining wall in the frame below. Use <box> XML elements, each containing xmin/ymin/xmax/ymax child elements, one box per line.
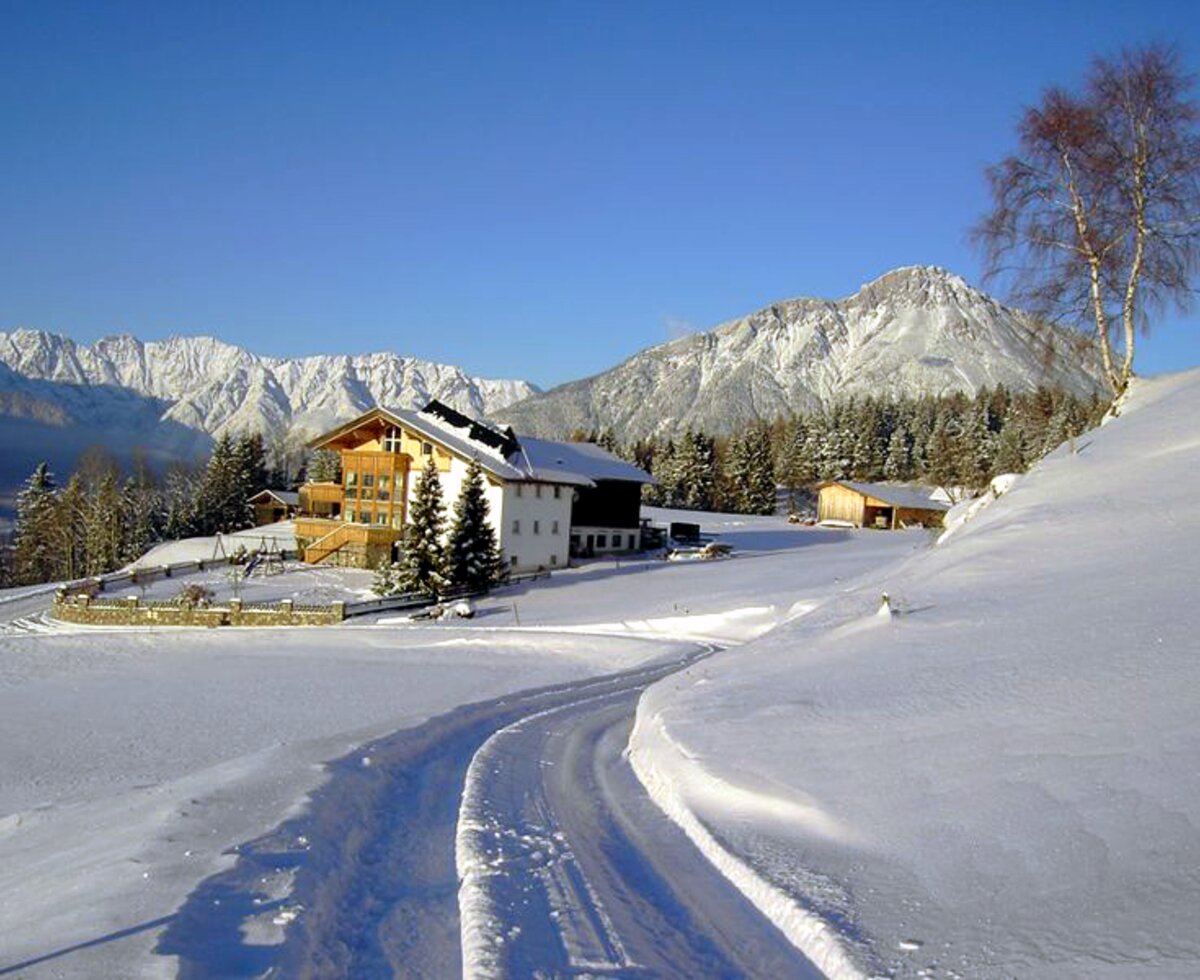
<box><xmin>51</xmin><ymin>594</ymin><xmax>345</xmax><ymax>627</ymax></box>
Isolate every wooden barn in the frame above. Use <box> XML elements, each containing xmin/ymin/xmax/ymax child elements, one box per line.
<box><xmin>816</xmin><ymin>480</ymin><xmax>949</xmax><ymax>529</ymax></box>
<box><xmin>248</xmin><ymin>489</ymin><xmax>299</xmax><ymax>526</ymax></box>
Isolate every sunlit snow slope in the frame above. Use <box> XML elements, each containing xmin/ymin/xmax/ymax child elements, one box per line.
<box><xmin>632</xmin><ymin>368</ymin><xmax>1200</xmax><ymax>978</ymax></box>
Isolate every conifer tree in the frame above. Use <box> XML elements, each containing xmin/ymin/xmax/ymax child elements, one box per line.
<box><xmin>121</xmin><ymin>455</ymin><xmax>161</xmax><ymax>563</ymax></box>
<box><xmin>164</xmin><ymin>463</ymin><xmax>199</xmax><ymax>540</ymax></box>
<box><xmin>53</xmin><ymin>473</ymin><xmax>88</xmax><ymax>582</ymax></box>
<box><xmin>446</xmin><ymin>457</ymin><xmax>502</xmax><ymax>591</ymax></box>
<box><xmin>395</xmin><ymin>456</ymin><xmax>449</xmax><ymax>596</ymax></box>
<box><xmin>13</xmin><ymin>463</ymin><xmax>58</xmax><ymax>585</ymax></box>
<box><xmin>726</xmin><ymin>423</ymin><xmax>776</xmax><ymax>514</ymax></box>
<box><xmin>372</xmin><ymin>557</ymin><xmax>399</xmax><ymax>597</ymax></box>
<box><xmin>992</xmin><ymin>415</ymin><xmax>1028</xmax><ymax>474</ymax></box>
<box><xmin>883</xmin><ymin>426</ymin><xmax>911</xmax><ymax>481</ymax></box>
<box><xmin>84</xmin><ymin>470</ymin><xmax>123</xmax><ymax>576</ymax></box>
<box><xmin>309</xmin><ymin>449</ymin><xmax>342</xmax><ymax>484</ymax></box>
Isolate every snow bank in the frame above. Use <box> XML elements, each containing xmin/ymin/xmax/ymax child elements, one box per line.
<box><xmin>633</xmin><ymin>369</ymin><xmax>1200</xmax><ymax>977</ymax></box>
<box><xmin>629</xmin><ymin>707</ymin><xmax>867</xmax><ymax>979</ymax></box>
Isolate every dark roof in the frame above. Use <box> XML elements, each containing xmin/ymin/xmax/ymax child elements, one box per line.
<box><xmin>819</xmin><ymin>480</ymin><xmax>950</xmax><ymax>511</ymax></box>
<box><xmin>248</xmin><ymin>489</ymin><xmax>299</xmax><ymax>506</ymax></box>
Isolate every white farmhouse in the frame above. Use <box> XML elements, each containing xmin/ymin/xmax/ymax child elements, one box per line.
<box><xmin>296</xmin><ymin>401</ymin><xmax>651</xmax><ymax>572</ymax></box>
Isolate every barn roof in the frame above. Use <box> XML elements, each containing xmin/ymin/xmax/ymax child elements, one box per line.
<box><xmin>820</xmin><ymin>480</ymin><xmax>950</xmax><ymax>511</ymax></box>
<box><xmin>248</xmin><ymin>489</ymin><xmax>299</xmax><ymax>506</ymax></box>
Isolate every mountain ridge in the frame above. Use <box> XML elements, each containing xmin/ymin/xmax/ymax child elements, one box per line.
<box><xmin>494</xmin><ymin>266</ymin><xmax>1103</xmax><ymax>439</ymax></box>
<box><xmin>0</xmin><ymin>328</ymin><xmax>538</xmax><ymax>447</ymax></box>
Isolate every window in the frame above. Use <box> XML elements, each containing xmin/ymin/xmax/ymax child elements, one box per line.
<box><xmin>597</xmin><ymin>534</ymin><xmax>607</xmax><ymax>548</ymax></box>
<box><xmin>535</xmin><ymin>484</ymin><xmax>542</xmax><ymax>498</ymax></box>
<box><xmin>550</xmin><ymin>554</ymin><xmax>558</xmax><ymax>566</ymax></box>
<box><xmin>533</xmin><ymin>520</ymin><xmax>540</xmax><ymax>535</ymax></box>
<box><xmin>345</xmin><ymin>470</ymin><xmax>358</xmax><ymax>487</ymax></box>
<box><xmin>362</xmin><ymin>473</ymin><xmax>374</xmax><ymax>487</ymax></box>
<box><xmin>516</xmin><ymin>484</ymin><xmax>523</xmax><ymax>497</ymax></box>
<box><xmin>422</xmin><ymin>442</ymin><xmax>433</xmax><ymax>456</ymax></box>
<box><xmin>383</xmin><ymin>427</ymin><xmax>402</xmax><ymax>453</ymax></box>
<box><xmin>552</xmin><ymin>520</ymin><xmax>559</xmax><ymax>535</ymax></box>
<box><xmin>554</xmin><ymin>485</ymin><xmax>561</xmax><ymax>499</ymax></box>
<box><xmin>612</xmin><ymin>534</ymin><xmax>622</xmax><ymax>549</ymax></box>
<box><xmin>510</xmin><ymin>555</ymin><xmax>519</xmax><ymax>568</ymax></box>
<box><xmin>512</xmin><ymin>520</ymin><xmax>520</xmax><ymax>534</ymax></box>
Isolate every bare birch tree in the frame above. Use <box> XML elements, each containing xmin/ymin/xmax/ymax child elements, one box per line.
<box><xmin>976</xmin><ymin>45</ymin><xmax>1200</xmax><ymax>397</ymax></box>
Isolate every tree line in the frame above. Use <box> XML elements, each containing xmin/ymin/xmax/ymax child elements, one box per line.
<box><xmin>4</xmin><ymin>431</ymin><xmax>272</xmax><ymax>587</ymax></box>
<box><xmin>580</xmin><ymin>385</ymin><xmax>1106</xmax><ymax>515</ymax></box>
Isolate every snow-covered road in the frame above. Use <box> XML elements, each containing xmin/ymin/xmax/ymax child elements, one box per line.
<box><xmin>151</xmin><ymin>643</ymin><xmax>816</xmax><ymax>978</ymax></box>
<box><xmin>459</xmin><ymin>647</ymin><xmax>818</xmax><ymax>979</ymax></box>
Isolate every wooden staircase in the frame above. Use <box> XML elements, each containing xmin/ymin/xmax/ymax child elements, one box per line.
<box><xmin>304</xmin><ymin>523</ymin><xmax>355</xmax><ymax>564</ymax></box>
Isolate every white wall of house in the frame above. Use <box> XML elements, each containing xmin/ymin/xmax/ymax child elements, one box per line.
<box><xmin>402</xmin><ymin>460</ymin><xmax>571</xmax><ymax>574</ymax></box>
<box><xmin>498</xmin><ymin>482</ymin><xmax>573</xmax><ymax>573</ymax></box>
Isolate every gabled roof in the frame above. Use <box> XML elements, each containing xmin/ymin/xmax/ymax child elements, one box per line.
<box><xmin>248</xmin><ymin>489</ymin><xmax>299</xmax><ymax>506</ymax></box>
<box><xmin>818</xmin><ymin>480</ymin><xmax>950</xmax><ymax>511</ymax></box>
<box><xmin>306</xmin><ymin>403</ymin><xmax>654</xmax><ymax>488</ymax></box>
<box><xmin>515</xmin><ymin>437</ymin><xmax>654</xmax><ymax>486</ymax></box>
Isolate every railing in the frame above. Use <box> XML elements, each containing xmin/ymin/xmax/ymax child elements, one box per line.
<box><xmin>341</xmin><ymin>569</ymin><xmax>553</xmax><ymax>618</ymax></box>
<box><xmin>60</xmin><ymin>552</ymin><xmax>298</xmax><ymax>598</ymax></box>
<box><xmin>303</xmin><ymin>523</ymin><xmax>355</xmax><ymax>564</ymax></box>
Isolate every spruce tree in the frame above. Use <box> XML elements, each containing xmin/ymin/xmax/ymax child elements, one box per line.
<box><xmin>395</xmin><ymin>456</ymin><xmax>449</xmax><ymax>596</ymax></box>
<box><xmin>446</xmin><ymin>458</ymin><xmax>501</xmax><ymax>591</ymax></box>
<box><xmin>883</xmin><ymin>426</ymin><xmax>911</xmax><ymax>481</ymax></box>
<box><xmin>54</xmin><ymin>473</ymin><xmax>88</xmax><ymax>582</ymax></box>
<box><xmin>84</xmin><ymin>470</ymin><xmax>123</xmax><ymax>576</ymax></box>
<box><xmin>372</xmin><ymin>557</ymin><xmax>399</xmax><ymax>597</ymax></box>
<box><xmin>13</xmin><ymin>463</ymin><xmax>58</xmax><ymax>585</ymax></box>
<box><xmin>726</xmin><ymin>423</ymin><xmax>776</xmax><ymax>514</ymax></box>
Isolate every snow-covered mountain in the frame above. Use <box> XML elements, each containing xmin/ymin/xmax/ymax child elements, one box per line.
<box><xmin>0</xmin><ymin>329</ymin><xmax>537</xmax><ymax>450</ymax></box>
<box><xmin>496</xmin><ymin>266</ymin><xmax>1104</xmax><ymax>438</ymax></box>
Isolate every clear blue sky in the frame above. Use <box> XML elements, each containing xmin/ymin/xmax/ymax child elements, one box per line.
<box><xmin>3</xmin><ymin>1</ymin><xmax>1197</xmax><ymax>388</ymax></box>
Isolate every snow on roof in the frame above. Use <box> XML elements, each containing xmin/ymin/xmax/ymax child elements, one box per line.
<box><xmin>311</xmin><ymin>403</ymin><xmax>651</xmax><ymax>487</ymax></box>
<box><xmin>823</xmin><ymin>480</ymin><xmax>950</xmax><ymax>511</ymax></box>
<box><xmin>248</xmin><ymin>489</ymin><xmax>299</xmax><ymax>506</ymax></box>
<box><xmin>516</xmin><ymin>437</ymin><xmax>653</xmax><ymax>486</ymax></box>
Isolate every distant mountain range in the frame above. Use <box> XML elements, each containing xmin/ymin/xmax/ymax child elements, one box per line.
<box><xmin>0</xmin><ymin>266</ymin><xmax>1103</xmax><ymax>501</ymax></box>
<box><xmin>495</xmin><ymin>266</ymin><xmax>1102</xmax><ymax>439</ymax></box>
<box><xmin>0</xmin><ymin>332</ymin><xmax>536</xmax><ymax>502</ymax></box>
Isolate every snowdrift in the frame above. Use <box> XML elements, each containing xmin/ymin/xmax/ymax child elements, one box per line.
<box><xmin>631</xmin><ymin>369</ymin><xmax>1200</xmax><ymax>978</ymax></box>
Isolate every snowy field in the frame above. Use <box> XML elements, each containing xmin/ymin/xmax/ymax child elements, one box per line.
<box><xmin>631</xmin><ymin>370</ymin><xmax>1200</xmax><ymax>978</ymax></box>
<box><xmin>0</xmin><ymin>504</ymin><xmax>920</xmax><ymax>976</ymax></box>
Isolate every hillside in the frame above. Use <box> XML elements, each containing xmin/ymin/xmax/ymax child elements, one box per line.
<box><xmin>631</xmin><ymin>369</ymin><xmax>1200</xmax><ymax>977</ymax></box>
<box><xmin>497</xmin><ymin>266</ymin><xmax>1103</xmax><ymax>439</ymax></box>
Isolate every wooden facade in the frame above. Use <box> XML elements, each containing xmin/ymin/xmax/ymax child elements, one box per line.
<box><xmin>248</xmin><ymin>489</ymin><xmax>298</xmax><ymax>526</ymax></box>
<box><xmin>817</xmin><ymin>481</ymin><xmax>947</xmax><ymax>529</ymax></box>
<box><xmin>296</xmin><ymin>413</ymin><xmax>444</xmax><ymax>567</ymax></box>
